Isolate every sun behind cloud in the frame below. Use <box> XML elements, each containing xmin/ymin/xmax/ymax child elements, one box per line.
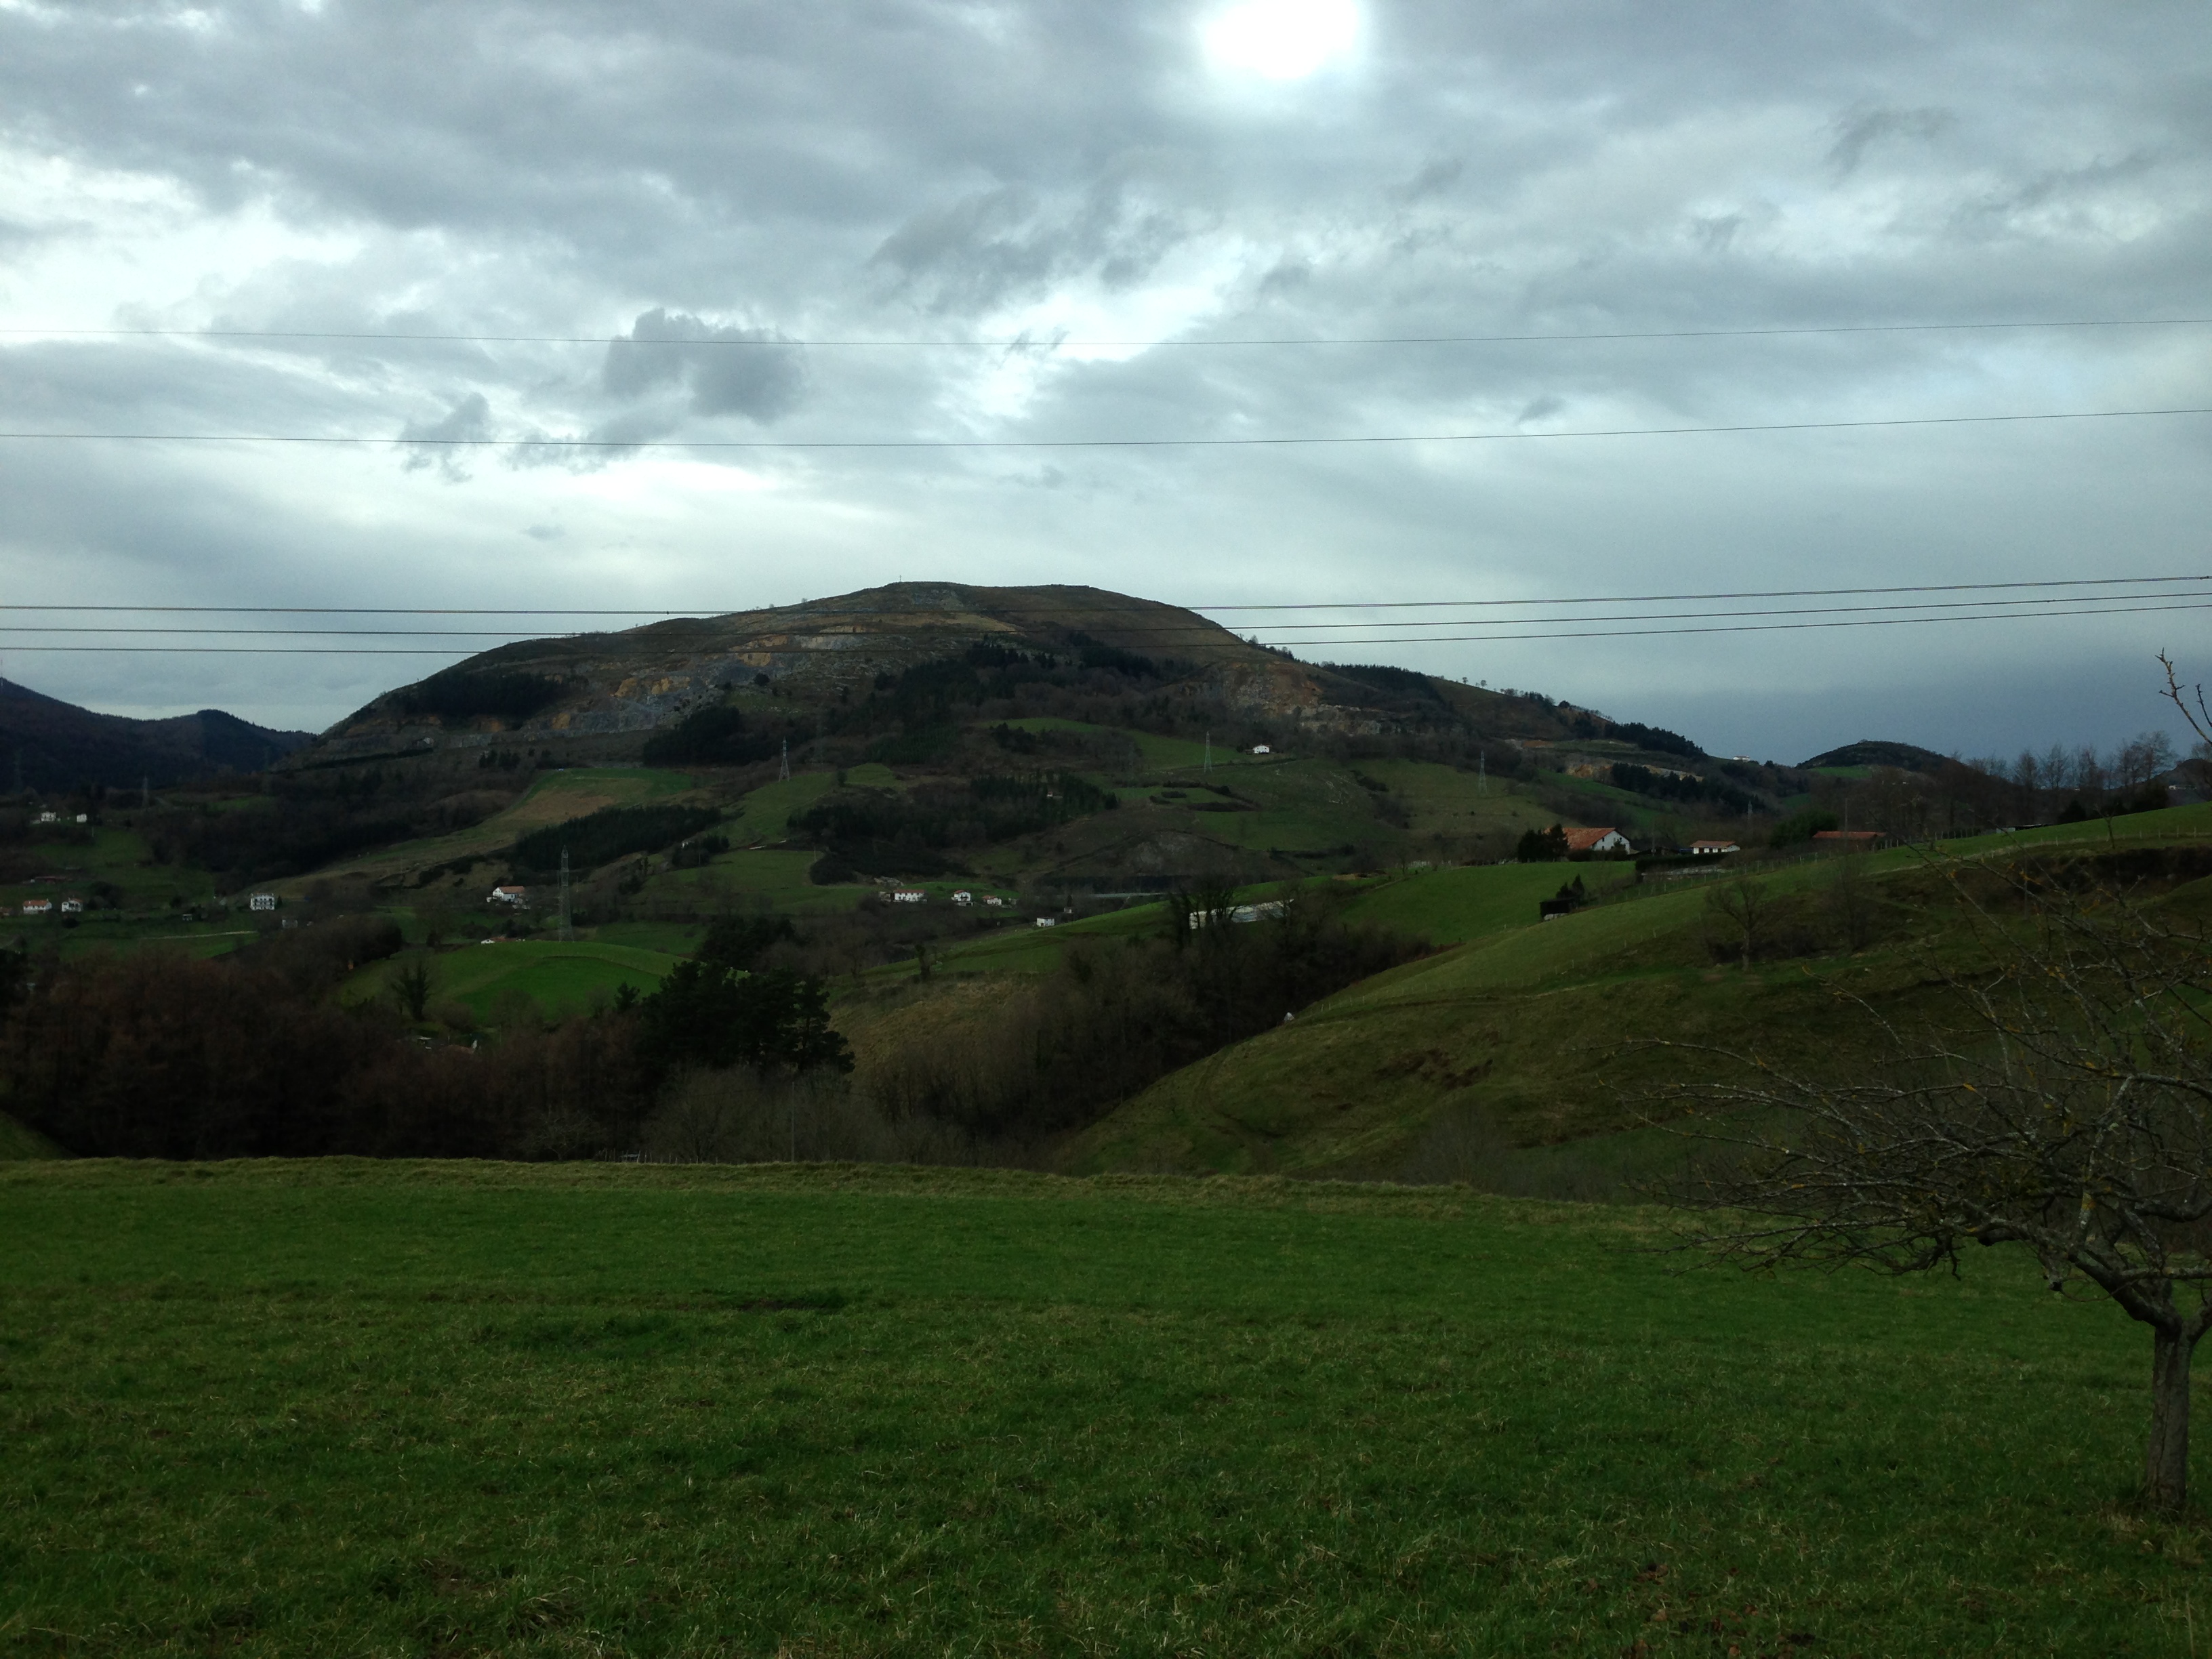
<box><xmin>1201</xmin><ymin>0</ymin><xmax>1363</xmax><ymax>81</ymax></box>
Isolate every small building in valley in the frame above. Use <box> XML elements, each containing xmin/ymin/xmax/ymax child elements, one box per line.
<box><xmin>891</xmin><ymin>888</ymin><xmax>926</xmax><ymax>903</ymax></box>
<box><xmin>1689</xmin><ymin>839</ymin><xmax>1740</xmax><ymax>857</ymax></box>
<box><xmin>1562</xmin><ymin>827</ymin><xmax>1633</xmax><ymax>856</ymax></box>
<box><xmin>489</xmin><ymin>884</ymin><xmax>530</xmax><ymax>907</ymax></box>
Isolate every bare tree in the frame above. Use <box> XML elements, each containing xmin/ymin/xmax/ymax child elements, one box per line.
<box><xmin>2160</xmin><ymin>651</ymin><xmax>2212</xmax><ymax>748</ymax></box>
<box><xmin>390</xmin><ymin>956</ymin><xmax>434</xmax><ymax>1023</ymax></box>
<box><xmin>1703</xmin><ymin>877</ymin><xmax>1773</xmax><ymax>971</ymax></box>
<box><xmin>1657</xmin><ymin>865</ymin><xmax>2212</xmax><ymax>1512</ymax></box>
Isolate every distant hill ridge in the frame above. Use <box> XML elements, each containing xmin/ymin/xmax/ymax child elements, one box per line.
<box><xmin>293</xmin><ymin>581</ymin><xmax>1632</xmax><ymax>767</ymax></box>
<box><xmin>0</xmin><ymin>678</ymin><xmax>312</xmax><ymax>791</ymax></box>
<box><xmin>1799</xmin><ymin>739</ymin><xmax>1954</xmax><ymax>773</ymax></box>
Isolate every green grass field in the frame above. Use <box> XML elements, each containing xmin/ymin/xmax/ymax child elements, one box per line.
<box><xmin>344</xmin><ymin>940</ymin><xmax>682</xmax><ymax>1024</ymax></box>
<box><xmin>0</xmin><ymin>1160</ymin><xmax>2200</xmax><ymax>1656</ymax></box>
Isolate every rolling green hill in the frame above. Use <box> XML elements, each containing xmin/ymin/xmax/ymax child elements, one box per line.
<box><xmin>1063</xmin><ymin>807</ymin><xmax>2212</xmax><ymax>1183</ymax></box>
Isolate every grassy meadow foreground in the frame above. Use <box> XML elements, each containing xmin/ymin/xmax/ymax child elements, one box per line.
<box><xmin>1</xmin><ymin>1160</ymin><xmax>2204</xmax><ymax>1656</ymax></box>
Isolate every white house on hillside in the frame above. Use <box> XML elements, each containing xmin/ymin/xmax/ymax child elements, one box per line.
<box><xmin>1562</xmin><ymin>827</ymin><xmax>1633</xmax><ymax>855</ymax></box>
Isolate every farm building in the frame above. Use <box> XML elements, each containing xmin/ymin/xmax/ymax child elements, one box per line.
<box><xmin>20</xmin><ymin>899</ymin><xmax>52</xmax><ymax>915</ymax></box>
<box><xmin>489</xmin><ymin>885</ymin><xmax>531</xmax><ymax>907</ymax></box>
<box><xmin>1689</xmin><ymin>839</ymin><xmax>1740</xmax><ymax>857</ymax></box>
<box><xmin>1562</xmin><ymin>827</ymin><xmax>1633</xmax><ymax>855</ymax></box>
<box><xmin>1812</xmin><ymin>830</ymin><xmax>1889</xmax><ymax>851</ymax></box>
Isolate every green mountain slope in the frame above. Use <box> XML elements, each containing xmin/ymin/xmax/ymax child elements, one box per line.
<box><xmin>1063</xmin><ymin>806</ymin><xmax>2212</xmax><ymax>1183</ymax></box>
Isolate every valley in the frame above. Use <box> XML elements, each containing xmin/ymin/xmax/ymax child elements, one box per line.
<box><xmin>5</xmin><ymin>580</ymin><xmax>2203</xmax><ymax>1188</ymax></box>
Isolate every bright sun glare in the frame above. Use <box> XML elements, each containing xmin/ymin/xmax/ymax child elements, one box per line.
<box><xmin>1202</xmin><ymin>0</ymin><xmax>1362</xmax><ymax>81</ymax></box>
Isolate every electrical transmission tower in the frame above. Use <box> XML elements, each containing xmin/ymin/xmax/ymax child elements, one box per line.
<box><xmin>779</xmin><ymin>739</ymin><xmax>790</xmax><ymax>781</ymax></box>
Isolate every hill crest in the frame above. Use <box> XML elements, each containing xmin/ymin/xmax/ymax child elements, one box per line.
<box><xmin>292</xmin><ymin>582</ymin><xmax>1578</xmax><ymax>767</ymax></box>
<box><xmin>1</xmin><ymin>677</ymin><xmax>311</xmax><ymax>791</ymax></box>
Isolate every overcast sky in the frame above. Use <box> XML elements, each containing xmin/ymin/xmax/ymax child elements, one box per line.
<box><xmin>2</xmin><ymin>0</ymin><xmax>2208</xmax><ymax>763</ymax></box>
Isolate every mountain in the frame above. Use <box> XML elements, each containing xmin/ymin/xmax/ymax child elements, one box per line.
<box><xmin>1799</xmin><ymin>739</ymin><xmax>1956</xmax><ymax>773</ymax></box>
<box><xmin>1</xmin><ymin>678</ymin><xmax>312</xmax><ymax>792</ymax></box>
<box><xmin>292</xmin><ymin>582</ymin><xmax>1607</xmax><ymax>767</ymax></box>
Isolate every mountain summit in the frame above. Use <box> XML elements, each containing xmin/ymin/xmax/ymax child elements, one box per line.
<box><xmin>297</xmin><ymin>582</ymin><xmax>1549</xmax><ymax>766</ymax></box>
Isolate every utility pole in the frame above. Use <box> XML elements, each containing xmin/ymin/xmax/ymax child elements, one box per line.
<box><xmin>779</xmin><ymin>738</ymin><xmax>790</xmax><ymax>781</ymax></box>
<box><xmin>558</xmin><ymin>845</ymin><xmax>573</xmax><ymax>941</ymax></box>
<box><xmin>141</xmin><ymin>774</ymin><xmax>149</xmax><ymax>809</ymax></box>
<box><xmin>1204</xmin><ymin>731</ymin><xmax>1211</xmax><ymax>775</ymax></box>
<box><xmin>1477</xmin><ymin>752</ymin><xmax>1486</xmax><ymax>796</ymax></box>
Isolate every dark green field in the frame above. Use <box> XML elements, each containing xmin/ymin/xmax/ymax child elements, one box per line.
<box><xmin>1</xmin><ymin>1162</ymin><xmax>2203</xmax><ymax>1656</ymax></box>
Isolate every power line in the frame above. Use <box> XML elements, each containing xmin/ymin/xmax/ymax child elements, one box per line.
<box><xmin>7</xmin><ymin>588</ymin><xmax>2212</xmax><ymax>639</ymax></box>
<box><xmin>5</xmin><ymin>317</ymin><xmax>2208</xmax><ymax>350</ymax></box>
<box><xmin>6</xmin><ymin>598</ymin><xmax>2208</xmax><ymax>653</ymax></box>
<box><xmin>3</xmin><ymin>405</ymin><xmax>2207</xmax><ymax>451</ymax></box>
<box><xmin>0</xmin><ymin>573</ymin><xmax>2201</xmax><ymax>617</ymax></box>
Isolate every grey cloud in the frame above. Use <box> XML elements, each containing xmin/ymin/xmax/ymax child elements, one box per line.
<box><xmin>1395</xmin><ymin>155</ymin><xmax>1465</xmax><ymax>203</ymax></box>
<box><xmin>1827</xmin><ymin>105</ymin><xmax>1955</xmax><ymax>174</ymax></box>
<box><xmin>870</xmin><ymin>159</ymin><xmax>1209</xmax><ymax>315</ymax></box>
<box><xmin>398</xmin><ymin>392</ymin><xmax>491</xmax><ymax>478</ymax></box>
<box><xmin>602</xmin><ymin>308</ymin><xmax>807</xmax><ymax>422</ymax></box>
<box><xmin>0</xmin><ymin>1</ymin><xmax>2208</xmax><ymax>757</ymax></box>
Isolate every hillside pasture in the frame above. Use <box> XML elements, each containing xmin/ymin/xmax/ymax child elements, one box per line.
<box><xmin>343</xmin><ymin>939</ymin><xmax>680</xmax><ymax>1025</ymax></box>
<box><xmin>1067</xmin><ymin>824</ymin><xmax>2212</xmax><ymax>1181</ymax></box>
<box><xmin>0</xmin><ymin>1160</ymin><xmax>2198</xmax><ymax>1656</ymax></box>
<box><xmin>1340</xmin><ymin>859</ymin><xmax>1638</xmax><ymax>945</ymax></box>
<box><xmin>286</xmin><ymin>766</ymin><xmax>710</xmax><ymax>890</ymax></box>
